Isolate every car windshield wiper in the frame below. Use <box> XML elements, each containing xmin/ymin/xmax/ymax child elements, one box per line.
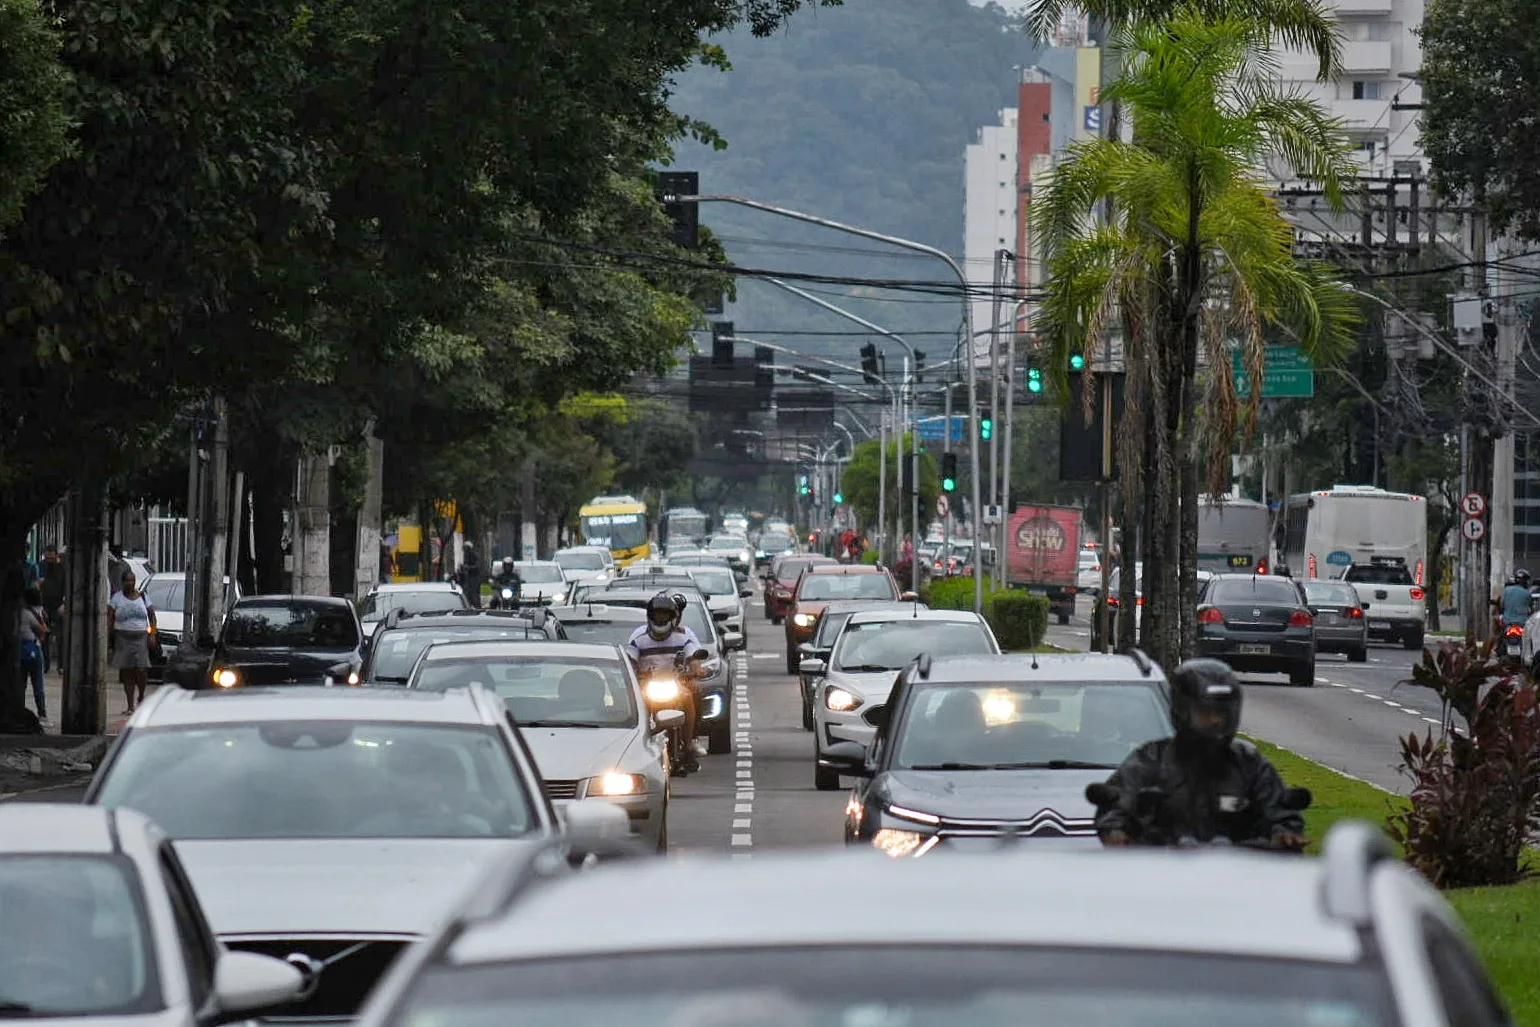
<box><xmin>374</xmin><ymin>675</ymin><xmax>408</xmax><ymax>683</ymax></box>
<box><xmin>0</xmin><ymin>1001</ymin><xmax>34</xmax><ymax>1016</ymax></box>
<box><xmin>987</xmin><ymin>760</ymin><xmax>1119</xmax><ymax>770</ymax></box>
<box><xmin>908</xmin><ymin>762</ymin><xmax>997</xmax><ymax>771</ymax></box>
<box><xmin>838</xmin><ymin>664</ymin><xmax>895</xmax><ymax>673</ymax></box>
<box><xmin>519</xmin><ymin>719</ymin><xmax>602</xmax><ymax>729</ymax></box>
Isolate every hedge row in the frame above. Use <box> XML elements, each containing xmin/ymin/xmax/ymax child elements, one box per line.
<box><xmin>922</xmin><ymin>577</ymin><xmax>1049</xmax><ymax>651</ymax></box>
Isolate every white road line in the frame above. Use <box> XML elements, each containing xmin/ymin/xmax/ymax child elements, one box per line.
<box><xmin>731</xmin><ymin>833</ymin><xmax>753</xmax><ymax>847</ymax></box>
<box><xmin>1316</xmin><ymin>677</ymin><xmax>1330</xmax><ymax>684</ymax></box>
<box><xmin>1402</xmin><ymin>708</ymin><xmax>1420</xmax><ymax>716</ymax></box>
<box><xmin>1383</xmin><ymin>700</ymin><xmax>1402</xmax><ymax>708</ymax></box>
<box><xmin>750</xmin><ymin>653</ymin><xmax>780</xmax><ymax>659</ymax></box>
<box><xmin>1423</xmin><ymin>717</ymin><xmax>1441</xmax><ymax>725</ymax></box>
<box><xmin>1349</xmin><ymin>688</ymin><xmax>1366</xmax><ymax>694</ymax></box>
<box><xmin>727</xmin><ymin>655</ymin><xmax>753</xmax><ymax>856</ymax></box>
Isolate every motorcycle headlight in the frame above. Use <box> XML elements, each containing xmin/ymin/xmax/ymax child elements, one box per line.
<box><xmin>212</xmin><ymin>667</ymin><xmax>240</xmax><ymax>689</ymax></box>
<box><xmin>871</xmin><ymin>828</ymin><xmax>939</xmax><ymax>858</ymax></box>
<box><xmin>793</xmin><ymin>613</ymin><xmax>816</xmax><ymax>627</ymax></box>
<box><xmin>824</xmin><ymin>686</ymin><xmax>861</xmax><ymax>712</ymax></box>
<box><xmin>588</xmin><ymin>771</ymin><xmax>644</xmax><ymax>797</ymax></box>
<box><xmin>500</xmin><ymin>587</ymin><xmax>515</xmax><ymax>600</ymax></box>
<box><xmin>740</xmin><ymin>551</ymin><xmax>751</xmax><ymax>563</ymax></box>
<box><xmin>645</xmin><ymin>677</ymin><xmax>682</xmax><ymax>703</ymax></box>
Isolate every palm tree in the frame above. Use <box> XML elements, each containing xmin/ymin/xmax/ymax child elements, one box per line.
<box><xmin>1030</xmin><ymin>14</ymin><xmax>1361</xmax><ymax>666</ymax></box>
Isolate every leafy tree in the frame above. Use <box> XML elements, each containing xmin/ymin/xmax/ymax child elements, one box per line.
<box><xmin>839</xmin><ymin>435</ymin><xmax>938</xmax><ymax>535</ymax></box>
<box><xmin>0</xmin><ymin>0</ymin><xmax>69</xmax><ymax>230</ymax></box>
<box><xmin>1421</xmin><ymin>0</ymin><xmax>1540</xmax><ymax>240</ymax></box>
<box><xmin>1031</xmin><ymin>15</ymin><xmax>1359</xmax><ymax>665</ymax></box>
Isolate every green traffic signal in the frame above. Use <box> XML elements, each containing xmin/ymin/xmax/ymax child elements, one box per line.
<box><xmin>979</xmin><ymin>417</ymin><xmax>993</xmax><ymax>441</ymax></box>
<box><xmin>833</xmin><ymin>492</ymin><xmax>844</xmax><ymax>504</ymax></box>
<box><xmin>942</xmin><ymin>476</ymin><xmax>956</xmax><ymax>492</ymax></box>
<box><xmin>1069</xmin><ymin>352</ymin><xmax>1086</xmax><ymax>371</ymax></box>
<box><xmin>1026</xmin><ymin>366</ymin><xmax>1043</xmax><ymax>394</ymax></box>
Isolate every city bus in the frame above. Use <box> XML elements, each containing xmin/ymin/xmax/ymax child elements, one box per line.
<box><xmin>1280</xmin><ymin>484</ymin><xmax>1428</xmax><ymax>584</ymax></box>
<box><xmin>1196</xmin><ymin>496</ymin><xmax>1273</xmax><ymax>575</ymax></box>
<box><xmin>578</xmin><ymin>494</ymin><xmax>652</xmax><ymax>568</ymax></box>
<box><xmin>662</xmin><ymin>507</ymin><xmax>709</xmax><ymax>551</ymax></box>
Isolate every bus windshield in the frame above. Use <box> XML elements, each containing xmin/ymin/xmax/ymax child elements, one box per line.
<box><xmin>582</xmin><ymin>512</ymin><xmax>646</xmax><ymax>551</ymax></box>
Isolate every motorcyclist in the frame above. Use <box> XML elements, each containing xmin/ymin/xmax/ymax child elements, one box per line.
<box><xmin>626</xmin><ymin>591</ymin><xmax>705</xmax><ymax>774</ymax></box>
<box><xmin>1094</xmin><ymin>658</ymin><xmax>1307</xmax><ymax>849</ymax></box>
<box><xmin>492</xmin><ymin>558</ymin><xmax>522</xmax><ymax>609</ymax></box>
<box><xmin>1498</xmin><ymin>569</ymin><xmax>1533</xmax><ymax>631</ymax></box>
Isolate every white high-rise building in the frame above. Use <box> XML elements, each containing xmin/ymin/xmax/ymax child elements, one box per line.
<box><xmin>963</xmin><ymin>109</ymin><xmax>1018</xmax><ymax>356</ymax></box>
<box><xmin>1279</xmin><ymin>0</ymin><xmax>1425</xmax><ymax>177</ymax></box>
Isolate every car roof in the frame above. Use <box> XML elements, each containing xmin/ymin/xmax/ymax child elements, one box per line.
<box><xmin>418</xmin><ymin>640</ymin><xmax>622</xmax><ymax>662</ymax></box>
<box><xmin>819</xmin><ymin>600</ymin><xmax>921</xmax><ymax>615</ymax></box>
<box><xmin>559</xmin><ymin>605</ymin><xmax>647</xmax><ymax>622</ymax></box>
<box><xmin>0</xmin><ymin>805</ymin><xmax>128</xmax><ymax>854</ymax></box>
<box><xmin>915</xmin><ymin>652</ymin><xmax>1165</xmax><ymax>684</ymax></box>
<box><xmin>233</xmin><ymin>594</ymin><xmax>353</xmax><ymax>608</ymax></box>
<box><xmin>513</xmin><ymin>560</ymin><xmax>561</xmax><ymax>568</ymax></box>
<box><xmin>598</xmin><ymin>589</ymin><xmax>705</xmax><ymax>604</ymax></box>
<box><xmin>805</xmin><ymin>564</ymin><xmax>885</xmax><ymax>575</ymax></box>
<box><xmin>556</xmin><ymin>546</ymin><xmax>609</xmax><ymax>555</ymax></box>
<box><xmin>378</xmin><ymin>612</ymin><xmax>543</xmax><ymax>629</ymax></box>
<box><xmin>446</xmin><ymin>849</ymin><xmax>1361</xmax><ymax>964</ymax></box>
<box><xmin>846</xmin><ymin>608</ymin><xmax>981</xmax><ymax>625</ymax></box>
<box><xmin>370</xmin><ymin>582</ymin><xmax>459</xmax><ymax>593</ymax></box>
<box><xmin>131</xmin><ymin>685</ymin><xmax>506</xmax><ymax>727</ymax></box>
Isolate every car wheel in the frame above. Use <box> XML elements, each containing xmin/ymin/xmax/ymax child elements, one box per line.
<box><xmin>707</xmin><ymin>723</ymin><xmax>732</xmax><ymax>755</ymax></box>
<box><xmin>772</xmin><ymin>615</ymin><xmax>783</xmax><ymax>626</ymax></box>
<box><xmin>786</xmin><ymin>648</ymin><xmax>799</xmax><ymax>675</ymax></box>
<box><xmin>1402</xmin><ymin>629</ymin><xmax>1424</xmax><ymax>651</ymax></box>
<box><xmin>801</xmin><ymin>687</ymin><xmax>814</xmax><ymax>731</ymax></box>
<box><xmin>1348</xmin><ymin>646</ymin><xmax>1368</xmax><ymax>664</ymax></box>
<box><xmin>815</xmin><ymin>762</ymin><xmax>841</xmax><ymax>791</ymax></box>
<box><xmin>1057</xmin><ymin>609</ymin><xmax>1070</xmax><ymax>626</ymax></box>
<box><xmin>656</xmin><ymin>815</ymin><xmax>668</xmax><ymax>854</ymax></box>
<box><xmin>1290</xmin><ymin>662</ymin><xmax>1315</xmax><ymax>687</ymax></box>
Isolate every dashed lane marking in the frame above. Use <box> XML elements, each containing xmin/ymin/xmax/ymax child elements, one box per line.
<box><xmin>730</xmin><ymin>655</ymin><xmax>753</xmax><ymax>859</ymax></box>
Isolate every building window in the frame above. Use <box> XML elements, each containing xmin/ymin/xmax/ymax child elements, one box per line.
<box><xmin>1352</xmin><ymin>81</ymin><xmax>1383</xmax><ymax>100</ymax></box>
<box><xmin>1365</xmin><ymin>21</ymin><xmax>1393</xmax><ymax>40</ymax></box>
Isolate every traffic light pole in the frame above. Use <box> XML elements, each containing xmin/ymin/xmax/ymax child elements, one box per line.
<box><xmin>683</xmin><ymin>196</ymin><xmax>981</xmax><ymax>612</ymax></box>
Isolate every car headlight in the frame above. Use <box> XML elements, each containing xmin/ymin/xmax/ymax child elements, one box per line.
<box><xmin>552</xmin><ymin>590</ymin><xmax>566</xmax><ymax>604</ymax></box>
<box><xmin>212</xmin><ymin>667</ymin><xmax>240</xmax><ymax>689</ymax></box>
<box><xmin>825</xmin><ymin>686</ymin><xmax>861</xmax><ymax>712</ymax></box>
<box><xmin>501</xmin><ymin>587</ymin><xmax>515</xmax><ymax>600</ymax></box>
<box><xmin>872</xmin><ymin>828</ymin><xmax>939</xmax><ymax>858</ymax></box>
<box><xmin>588</xmin><ymin>771</ymin><xmax>644</xmax><ymax>797</ymax></box>
<box><xmin>645</xmin><ymin>677</ymin><xmax>681</xmax><ymax>703</ymax></box>
<box><xmin>755</xmin><ymin>550</ymin><xmax>766</xmax><ymax>559</ymax></box>
<box><xmin>740</xmin><ymin>551</ymin><xmax>751</xmax><ymax>563</ymax></box>
<box><xmin>793</xmin><ymin>612</ymin><xmax>816</xmax><ymax>627</ymax></box>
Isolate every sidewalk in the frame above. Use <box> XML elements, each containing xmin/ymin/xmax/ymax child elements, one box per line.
<box><xmin>28</xmin><ymin>668</ymin><xmax>133</xmax><ymax>737</ymax></box>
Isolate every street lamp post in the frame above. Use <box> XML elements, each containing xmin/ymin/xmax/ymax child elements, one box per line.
<box><xmin>684</xmin><ymin>194</ymin><xmax>983</xmax><ymax>611</ymax></box>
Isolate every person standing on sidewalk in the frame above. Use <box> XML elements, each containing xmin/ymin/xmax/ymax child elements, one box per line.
<box><xmin>106</xmin><ymin>570</ymin><xmax>155</xmax><ymax>715</ymax></box>
<box><xmin>18</xmin><ymin>587</ymin><xmax>49</xmax><ymax>727</ymax></box>
<box><xmin>459</xmin><ymin>542</ymin><xmax>483</xmax><ymax>609</ymax></box>
<box><xmin>38</xmin><ymin>545</ymin><xmax>65</xmax><ymax>673</ymax></box>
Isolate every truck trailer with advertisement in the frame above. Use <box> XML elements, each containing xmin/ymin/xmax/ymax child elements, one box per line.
<box><xmin>1004</xmin><ymin>504</ymin><xmax>1082</xmax><ymax>625</ymax></box>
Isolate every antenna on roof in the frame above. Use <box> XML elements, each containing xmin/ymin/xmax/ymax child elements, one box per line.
<box><xmin>1030</xmin><ymin>648</ymin><xmax>1039</xmax><ymax>671</ymax></box>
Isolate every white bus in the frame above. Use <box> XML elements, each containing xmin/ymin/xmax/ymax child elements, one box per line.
<box><xmin>1196</xmin><ymin>496</ymin><xmax>1274</xmax><ymax>575</ymax></box>
<box><xmin>1280</xmin><ymin>484</ymin><xmax>1428</xmax><ymax>584</ymax></box>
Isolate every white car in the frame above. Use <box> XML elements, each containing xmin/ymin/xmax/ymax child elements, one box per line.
<box><xmin>507</xmin><ymin>561</ymin><xmax>569</xmax><ymax>605</ymax></box>
<box><xmin>805</xmin><ymin>609</ymin><xmax>1001</xmax><ymax>791</ymax></box>
<box><xmin>1076</xmin><ymin>549</ymin><xmax>1104</xmax><ymax>594</ymax></box>
<box><xmin>142</xmin><ymin>573</ymin><xmax>244</xmax><ymax>664</ymax></box>
<box><xmin>552</xmin><ymin>546</ymin><xmax>613</xmax><ymax>587</ymax></box>
<box><xmin>669</xmin><ymin>563</ymin><xmax>751</xmax><ymax>647</ymax></box>
<box><xmin>356</xmin><ymin>582</ymin><xmax>469</xmax><ymax>638</ymax></box>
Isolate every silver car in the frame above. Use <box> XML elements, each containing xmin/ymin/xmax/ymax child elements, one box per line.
<box><xmin>671</xmin><ymin>563</ymin><xmax>752</xmax><ymax>648</ymax></box>
<box><xmin>804</xmin><ymin>609</ymin><xmax>1001</xmax><ymax>791</ymax></box>
<box><xmin>0</xmin><ymin>805</ymin><xmax>305</xmax><ymax>1026</ymax></box>
<box><xmin>1302</xmin><ymin>580</ymin><xmax>1369</xmax><ymax>663</ymax></box>
<box><xmin>82</xmin><ymin>684</ymin><xmax>597</xmax><ymax>1021</ymax></box>
<box><xmin>407</xmin><ymin>639</ymin><xmax>675</xmax><ymax>850</ymax></box>
<box><xmin>352</xmin><ymin>822</ymin><xmax>1506</xmax><ymax>1027</ymax></box>
<box><xmin>552</xmin><ymin>546</ymin><xmax>614</xmax><ymax>587</ymax></box>
<box><xmin>355</xmin><ymin>582</ymin><xmax>469</xmax><ymax>639</ymax></box>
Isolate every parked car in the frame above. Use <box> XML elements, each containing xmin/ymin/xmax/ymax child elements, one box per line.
<box><xmin>141</xmin><ymin>573</ymin><xmax>244</xmax><ymax>677</ymax></box>
<box><xmin>1196</xmin><ymin>573</ymin><xmax>1317</xmax><ymax>687</ymax></box>
<box><xmin>1302</xmin><ymin>580</ymin><xmax>1369</xmax><ymax>663</ymax></box>
<box><xmin>204</xmin><ymin>595</ymin><xmax>365</xmax><ymax>689</ymax></box>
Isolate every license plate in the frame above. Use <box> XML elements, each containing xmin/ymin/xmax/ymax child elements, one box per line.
<box><xmin>1508</xmin><ymin>642</ymin><xmax>1523</xmax><ymax>656</ymax></box>
<box><xmin>1370</xmin><ymin>620</ymin><xmax>1391</xmax><ymax>630</ymax></box>
<box><xmin>1238</xmin><ymin>644</ymin><xmax>1271</xmax><ymax>655</ymax></box>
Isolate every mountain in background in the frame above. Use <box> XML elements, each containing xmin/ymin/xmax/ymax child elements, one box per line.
<box><xmin>669</xmin><ymin>0</ymin><xmax>1039</xmax><ymax>354</ymax></box>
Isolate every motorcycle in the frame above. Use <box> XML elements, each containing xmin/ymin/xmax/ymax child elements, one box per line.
<box><xmin>640</xmin><ymin>647</ymin><xmax>711</xmax><ymax>778</ymax></box>
<box><xmin>1084</xmin><ymin>781</ymin><xmax>1312</xmax><ymax>852</ymax></box>
<box><xmin>1503</xmin><ymin>622</ymin><xmax>1525</xmax><ymax>661</ymax></box>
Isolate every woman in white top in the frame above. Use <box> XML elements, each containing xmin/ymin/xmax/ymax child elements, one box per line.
<box><xmin>107</xmin><ymin>570</ymin><xmax>156</xmax><ymax>714</ymax></box>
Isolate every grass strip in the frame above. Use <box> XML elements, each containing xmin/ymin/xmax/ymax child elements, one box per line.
<box><xmin>1243</xmin><ymin>737</ymin><xmax>1407</xmax><ymax>856</ymax></box>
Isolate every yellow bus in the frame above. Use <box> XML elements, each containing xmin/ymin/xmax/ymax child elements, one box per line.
<box><xmin>578</xmin><ymin>494</ymin><xmax>651</xmax><ymax>567</ymax></box>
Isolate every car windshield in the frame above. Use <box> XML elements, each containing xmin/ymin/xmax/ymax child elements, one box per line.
<box><xmin>892</xmin><ymin>681</ymin><xmax>1170</xmax><ymax>769</ymax></box>
<box><xmin>800</xmin><ymin>573</ymin><xmax>897</xmax><ymax>602</ymax></box>
<box><xmin>814</xmin><ymin>612</ymin><xmax>853</xmax><ymax>647</ymax></box>
<box><xmin>688</xmin><ymin>570</ymin><xmax>736</xmax><ymax>596</ymax></box>
<box><xmin>1304</xmin><ymin>583</ymin><xmax>1360</xmax><ymax>606</ymax></box>
<box><xmin>709</xmin><ymin>537</ymin><xmax>746</xmax><ymax>551</ymax></box>
<box><xmin>223</xmin><ymin>601</ymin><xmax>359</xmax><ymax>649</ymax></box>
<box><xmin>357</xmin><ymin>590</ymin><xmax>466</xmax><ymax>623</ymax></box>
<box><xmin>93</xmin><ymin>722</ymin><xmax>536</xmax><ymax>839</ymax></box>
<box><xmin>143</xmin><ymin>576</ymin><xmax>185</xmax><ymax>613</ymax></box>
<box><xmin>832</xmin><ymin>620</ymin><xmax>993</xmax><ymax>672</ymax></box>
<box><xmin>554</xmin><ymin>552</ymin><xmax>606</xmax><ymax>572</ymax></box>
<box><xmin>516</xmin><ymin>565</ymin><xmax>565</xmax><ymax>584</ymax></box>
<box><xmin>562</xmin><ymin>620</ymin><xmax>642</xmax><ymax>646</ymax></box>
<box><xmin>0</xmin><ymin>855</ymin><xmax>158</xmax><ymax>1016</ymax></box>
<box><xmin>389</xmin><ymin>947</ymin><xmax>1392</xmax><ymax>1027</ymax></box>
<box><xmin>761</xmin><ymin>534</ymin><xmax>793</xmax><ymax>551</ymax></box>
<box><xmin>1211</xmin><ymin>579</ymin><xmax>1301</xmax><ymax>605</ymax></box>
<box><xmin>411</xmin><ymin>655</ymin><xmax>636</xmax><ymax>727</ymax></box>
<box><xmin>778</xmin><ymin>559</ymin><xmax>822</xmax><ymax>582</ymax></box>
<box><xmin>368</xmin><ymin>626</ymin><xmax>544</xmax><ymax>682</ymax></box>
<box><xmin>595</xmin><ymin>600</ymin><xmax>712</xmax><ymax>641</ymax></box>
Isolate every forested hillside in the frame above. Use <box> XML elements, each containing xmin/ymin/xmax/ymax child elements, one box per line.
<box><xmin>670</xmin><ymin>0</ymin><xmax>1038</xmax><ymax>347</ymax></box>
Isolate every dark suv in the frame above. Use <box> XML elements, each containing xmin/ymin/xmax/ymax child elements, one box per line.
<box><xmin>204</xmin><ymin>595</ymin><xmax>365</xmax><ymax>689</ymax></box>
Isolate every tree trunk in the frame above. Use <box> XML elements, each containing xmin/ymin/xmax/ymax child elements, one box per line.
<box><xmin>61</xmin><ymin>487</ymin><xmax>109</xmax><ymax>735</ymax></box>
<box><xmin>293</xmin><ymin>453</ymin><xmax>331</xmax><ymax>595</ymax></box>
<box><xmin>0</xmin><ymin>523</ymin><xmax>28</xmax><ymax>731</ymax></box>
<box><xmin>354</xmin><ymin>433</ymin><xmax>384</xmax><ymax>599</ymax></box>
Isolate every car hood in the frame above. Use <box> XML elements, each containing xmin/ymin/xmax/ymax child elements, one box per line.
<box><xmin>175</xmin><ymin>838</ymin><xmax>532</xmax><ymax>937</ymax></box>
<box><xmin>522</xmin><ymin>727</ymin><xmax>638</xmax><ymax>781</ymax></box>
<box><xmin>214</xmin><ymin>646</ymin><xmax>357</xmax><ymax>684</ymax></box>
<box><xmin>826</xmin><ymin>669</ymin><xmax>903</xmax><ymax>704</ymax></box>
<box><xmin>879</xmin><ymin>768</ymin><xmax>1107</xmax><ymax>826</ymax></box>
<box><xmin>519</xmin><ymin>583</ymin><xmax>564</xmax><ymax>598</ymax></box>
<box><xmin>705</xmin><ymin>596</ymin><xmax>738</xmax><ymax>614</ymax></box>
<box><xmin>156</xmin><ymin>610</ymin><xmax>186</xmax><ymax>633</ymax></box>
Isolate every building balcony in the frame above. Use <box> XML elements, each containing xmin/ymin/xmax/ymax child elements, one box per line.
<box><xmin>1339</xmin><ymin>40</ymin><xmax>1394</xmax><ymax>74</ymax></box>
<box><xmin>1332</xmin><ymin>99</ymin><xmax>1392</xmax><ymax>131</ymax></box>
<box><xmin>1333</xmin><ymin>0</ymin><xmax>1393</xmax><ymax>15</ymax></box>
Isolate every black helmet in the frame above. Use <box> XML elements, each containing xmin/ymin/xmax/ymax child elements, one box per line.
<box><xmin>646</xmin><ymin>591</ymin><xmax>681</xmax><ymax>640</ymax></box>
<box><xmin>1169</xmin><ymin>658</ymin><xmax>1242</xmax><ymax>749</ymax></box>
<box><xmin>1516</xmin><ymin>569</ymin><xmax>1532</xmax><ymax>588</ymax></box>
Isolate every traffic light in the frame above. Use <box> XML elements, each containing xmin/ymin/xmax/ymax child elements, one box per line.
<box><xmin>1026</xmin><ymin>366</ymin><xmax>1044</xmax><ymax>394</ymax></box>
<box><xmin>797</xmin><ymin>473</ymin><xmax>810</xmax><ymax>496</ymax></box>
<box><xmin>1069</xmin><ymin>351</ymin><xmax>1086</xmax><ymax>371</ymax></box>
<box><xmin>860</xmin><ymin>343</ymin><xmax>880</xmax><ymax>385</ymax></box>
<box><xmin>941</xmin><ymin>452</ymin><xmax>957</xmax><ymax>492</ymax></box>
<box><xmin>979</xmin><ymin>415</ymin><xmax>994</xmax><ymax>441</ymax></box>
<box><xmin>833</xmin><ymin>491</ymin><xmax>844</xmax><ymax>505</ymax></box>
<box><xmin>914</xmin><ymin>349</ymin><xmax>926</xmax><ymax>383</ymax></box>
<box><xmin>654</xmin><ymin>171</ymin><xmax>700</xmax><ymax>249</ymax></box>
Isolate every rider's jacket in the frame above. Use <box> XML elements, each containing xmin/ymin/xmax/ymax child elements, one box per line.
<box><xmin>1094</xmin><ymin>736</ymin><xmax>1304</xmax><ymax>844</ymax></box>
<box><xmin>1501</xmin><ymin>584</ymin><xmax>1531</xmax><ymax>625</ymax></box>
<box><xmin>625</xmin><ymin>625</ymin><xmax>704</xmax><ymax>676</ymax></box>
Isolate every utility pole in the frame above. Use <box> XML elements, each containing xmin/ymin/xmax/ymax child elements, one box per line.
<box><xmin>1490</xmin><ymin>234</ymin><xmax>1520</xmax><ymax>610</ymax></box>
<box><xmin>202</xmin><ymin>397</ymin><xmax>230</xmax><ymax>631</ymax></box>
<box><xmin>60</xmin><ymin>485</ymin><xmax>107</xmax><ymax>735</ymax></box>
<box><xmin>293</xmin><ymin>445</ymin><xmax>331</xmax><ymax>596</ymax></box>
<box><xmin>354</xmin><ymin>425</ymin><xmax>384</xmax><ymax>599</ymax></box>
<box><xmin>1468</xmin><ymin>195</ymin><xmax>1493</xmax><ymax>641</ymax></box>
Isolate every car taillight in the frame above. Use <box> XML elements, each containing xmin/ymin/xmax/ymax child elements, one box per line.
<box><xmin>1198</xmin><ymin>607</ymin><xmax>1225</xmax><ymax>625</ymax></box>
<box><xmin>1135</xmin><ymin>596</ymin><xmax>1144</xmax><ymax>606</ymax></box>
<box><xmin>1414</xmin><ymin>560</ymin><xmax>1424</xmax><ymax>586</ymax></box>
<box><xmin>1288</xmin><ymin>610</ymin><xmax>1314</xmax><ymax>627</ymax></box>
<box><xmin>1308</xmin><ymin>554</ymin><xmax>1317</xmax><ymax>579</ymax></box>
<box><xmin>1346</xmin><ymin>607</ymin><xmax>1363</xmax><ymax>618</ymax></box>
<box><xmin>1506</xmin><ymin>624</ymin><xmax>1524</xmax><ymax>638</ymax></box>
<box><xmin>1410</xmin><ymin>587</ymin><xmax>1425</xmax><ymax>601</ymax></box>
<box><xmin>1257</xmin><ymin>559</ymin><xmax>1268</xmax><ymax>575</ymax></box>
<box><xmin>1107</xmin><ymin>597</ymin><xmax>1120</xmax><ymax>607</ymax></box>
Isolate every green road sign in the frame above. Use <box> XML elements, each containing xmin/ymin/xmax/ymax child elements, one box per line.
<box><xmin>1232</xmin><ymin>346</ymin><xmax>1314</xmax><ymax>399</ymax></box>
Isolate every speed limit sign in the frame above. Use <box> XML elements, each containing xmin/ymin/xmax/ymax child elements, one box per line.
<box><xmin>1461</xmin><ymin>492</ymin><xmax>1488</xmax><ymax>518</ymax></box>
<box><xmin>1462</xmin><ymin>517</ymin><xmax>1487</xmax><ymax>542</ymax></box>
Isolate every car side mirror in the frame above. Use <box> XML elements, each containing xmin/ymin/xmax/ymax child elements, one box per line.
<box><xmin>740</xmin><ymin>588</ymin><xmax>753</xmax><ymax>598</ymax></box>
<box><xmin>723</xmin><ymin>631</ymin><xmax>745</xmax><ymax>651</ymax></box>
<box><xmin>847</xmin><ymin>763</ymin><xmax>873</xmax><ymax>779</ymax></box>
<box><xmin>654</xmin><ymin>709</ymin><xmax>686</xmax><ymax>731</ymax></box>
<box><xmin>204</xmin><ymin>951</ymin><xmax>308</xmax><ymax>1025</ymax></box>
<box><xmin>799</xmin><ymin>658</ymin><xmax>826</xmax><ymax>676</ymax></box>
<box><xmin>796</xmin><ymin>642</ymin><xmax>816</xmax><ymax>655</ymax></box>
<box><xmin>900</xmin><ymin>591</ymin><xmax>918</xmax><ymax>601</ymax></box>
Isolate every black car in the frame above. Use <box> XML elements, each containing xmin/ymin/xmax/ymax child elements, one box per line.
<box><xmin>845</xmin><ymin>652</ymin><xmax>1172</xmax><ymax>854</ymax></box>
<box><xmin>1195</xmin><ymin>574</ymin><xmax>1317</xmax><ymax>687</ymax></box>
<box><xmin>204</xmin><ymin>595</ymin><xmax>365</xmax><ymax>689</ymax></box>
<box><xmin>360</xmin><ymin>608</ymin><xmax>567</xmax><ymax>685</ymax></box>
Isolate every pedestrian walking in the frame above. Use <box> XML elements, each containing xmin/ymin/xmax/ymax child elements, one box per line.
<box><xmin>18</xmin><ymin>587</ymin><xmax>49</xmax><ymax>727</ymax></box>
<box><xmin>38</xmin><ymin>545</ymin><xmax>65</xmax><ymax>673</ymax></box>
<box><xmin>106</xmin><ymin>569</ymin><xmax>156</xmax><ymax>715</ymax></box>
<box><xmin>460</xmin><ymin>541</ymin><xmax>484</xmax><ymax>609</ymax></box>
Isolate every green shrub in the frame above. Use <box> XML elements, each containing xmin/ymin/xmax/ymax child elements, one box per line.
<box><xmin>860</xmin><ymin>549</ymin><xmax>881</xmax><ymax>565</ymax></box>
<box><xmin>927</xmin><ymin>576</ymin><xmax>975</xmax><ymax>611</ymax></box>
<box><xmin>985</xmin><ymin>590</ymin><xmax>1049</xmax><ymax>651</ymax></box>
